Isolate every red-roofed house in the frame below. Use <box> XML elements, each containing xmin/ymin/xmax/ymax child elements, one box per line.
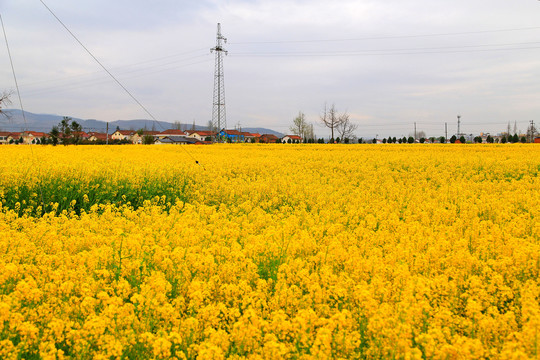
<box><xmin>22</xmin><ymin>131</ymin><xmax>49</xmax><ymax>144</ymax></box>
<box><xmin>88</xmin><ymin>132</ymin><xmax>109</xmax><ymax>142</ymax></box>
<box><xmin>111</xmin><ymin>129</ymin><xmax>135</xmax><ymax>141</ymax></box>
<box><xmin>282</xmin><ymin>135</ymin><xmax>302</xmax><ymax>143</ymax></box>
<box><xmin>260</xmin><ymin>134</ymin><xmax>279</xmax><ymax>143</ymax></box>
<box><xmin>156</xmin><ymin>129</ymin><xmax>187</xmax><ymax>139</ymax></box>
<box><xmin>186</xmin><ymin>130</ymin><xmax>215</xmax><ymax>141</ymax></box>
<box><xmin>241</xmin><ymin>132</ymin><xmax>261</xmax><ymax>143</ymax></box>
<box><xmin>132</xmin><ymin>130</ymin><xmax>160</xmax><ymax>144</ymax></box>
<box><xmin>6</xmin><ymin>132</ymin><xmax>22</xmax><ymax>144</ymax></box>
<box><xmin>71</xmin><ymin>131</ymin><xmax>90</xmax><ymax>143</ymax></box>
<box><xmin>0</xmin><ymin>131</ymin><xmax>11</xmax><ymax>144</ymax></box>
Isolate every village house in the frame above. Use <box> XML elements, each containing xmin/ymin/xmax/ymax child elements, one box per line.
<box><xmin>6</xmin><ymin>132</ymin><xmax>22</xmax><ymax>144</ymax></box>
<box><xmin>154</xmin><ymin>136</ymin><xmax>203</xmax><ymax>145</ymax></box>
<box><xmin>22</xmin><ymin>131</ymin><xmax>50</xmax><ymax>144</ymax></box>
<box><xmin>259</xmin><ymin>134</ymin><xmax>279</xmax><ymax>143</ymax></box>
<box><xmin>156</xmin><ymin>129</ymin><xmax>187</xmax><ymax>140</ymax></box>
<box><xmin>185</xmin><ymin>130</ymin><xmax>215</xmax><ymax>142</ymax></box>
<box><xmin>282</xmin><ymin>135</ymin><xmax>302</xmax><ymax>143</ymax></box>
<box><xmin>110</xmin><ymin>129</ymin><xmax>135</xmax><ymax>141</ymax></box>
<box><xmin>241</xmin><ymin>132</ymin><xmax>261</xmax><ymax>143</ymax></box>
<box><xmin>219</xmin><ymin>129</ymin><xmax>244</xmax><ymax>142</ymax></box>
<box><xmin>0</xmin><ymin>131</ymin><xmax>11</xmax><ymax>144</ymax></box>
<box><xmin>71</xmin><ymin>131</ymin><xmax>90</xmax><ymax>142</ymax></box>
<box><xmin>131</xmin><ymin>130</ymin><xmax>160</xmax><ymax>144</ymax></box>
<box><xmin>87</xmin><ymin>132</ymin><xmax>109</xmax><ymax>142</ymax></box>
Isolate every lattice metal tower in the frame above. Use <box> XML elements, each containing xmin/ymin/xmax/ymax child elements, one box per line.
<box><xmin>211</xmin><ymin>23</ymin><xmax>227</xmax><ymax>142</ymax></box>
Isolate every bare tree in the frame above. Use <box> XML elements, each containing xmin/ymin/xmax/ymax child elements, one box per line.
<box><xmin>336</xmin><ymin>111</ymin><xmax>357</xmax><ymax>141</ymax></box>
<box><xmin>305</xmin><ymin>123</ymin><xmax>316</xmax><ymax>142</ymax></box>
<box><xmin>0</xmin><ymin>90</ymin><xmax>13</xmax><ymax>119</ymax></box>
<box><xmin>290</xmin><ymin>111</ymin><xmax>308</xmax><ymax>139</ymax></box>
<box><xmin>409</xmin><ymin>130</ymin><xmax>426</xmax><ymax>139</ymax></box>
<box><xmin>320</xmin><ymin>103</ymin><xmax>346</xmax><ymax>142</ymax></box>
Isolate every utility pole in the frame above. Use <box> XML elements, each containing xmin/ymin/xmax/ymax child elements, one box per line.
<box><xmin>457</xmin><ymin>115</ymin><xmax>461</xmax><ymax>137</ymax></box>
<box><xmin>211</xmin><ymin>23</ymin><xmax>227</xmax><ymax>142</ymax></box>
<box><xmin>414</xmin><ymin>122</ymin><xmax>417</xmax><ymax>141</ymax></box>
<box><xmin>106</xmin><ymin>122</ymin><xmax>109</xmax><ymax>145</ymax></box>
<box><xmin>445</xmin><ymin>122</ymin><xmax>448</xmax><ymax>142</ymax></box>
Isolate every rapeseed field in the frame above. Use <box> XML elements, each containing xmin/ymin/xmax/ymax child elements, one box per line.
<box><xmin>0</xmin><ymin>144</ymin><xmax>539</xmax><ymax>359</ymax></box>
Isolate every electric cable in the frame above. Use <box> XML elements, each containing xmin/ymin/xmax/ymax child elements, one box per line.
<box><xmin>39</xmin><ymin>0</ymin><xmax>204</xmax><ymax>169</ymax></box>
<box><xmin>229</xmin><ymin>26</ymin><xmax>540</xmax><ymax>45</ymax></box>
<box><xmin>1</xmin><ymin>12</ymin><xmax>46</xmax><ymax>210</ymax></box>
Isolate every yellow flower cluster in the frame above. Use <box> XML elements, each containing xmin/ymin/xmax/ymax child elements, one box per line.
<box><xmin>0</xmin><ymin>144</ymin><xmax>539</xmax><ymax>359</ymax></box>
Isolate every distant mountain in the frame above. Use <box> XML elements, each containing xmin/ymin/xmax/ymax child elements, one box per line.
<box><xmin>0</xmin><ymin>109</ymin><xmax>283</xmax><ymax>137</ymax></box>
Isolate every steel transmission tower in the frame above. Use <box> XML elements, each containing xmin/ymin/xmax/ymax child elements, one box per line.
<box><xmin>211</xmin><ymin>23</ymin><xmax>227</xmax><ymax>142</ymax></box>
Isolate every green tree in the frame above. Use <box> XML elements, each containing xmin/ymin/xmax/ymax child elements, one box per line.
<box><xmin>450</xmin><ymin>135</ymin><xmax>457</xmax><ymax>144</ymax></box>
<box><xmin>459</xmin><ymin>135</ymin><xmax>466</xmax><ymax>143</ymax></box>
<box><xmin>439</xmin><ymin>136</ymin><xmax>446</xmax><ymax>143</ymax></box>
<box><xmin>407</xmin><ymin>136</ymin><xmax>414</xmax><ymax>144</ymax></box>
<box><xmin>419</xmin><ymin>137</ymin><xmax>425</xmax><ymax>143</ymax></box>
<box><xmin>49</xmin><ymin>126</ymin><xmax>59</xmax><ymax>146</ymax></box>
<box><xmin>59</xmin><ymin>116</ymin><xmax>72</xmax><ymax>145</ymax></box>
<box><xmin>521</xmin><ymin>136</ymin><xmax>526</xmax><ymax>143</ymax></box>
<box><xmin>512</xmin><ymin>134</ymin><xmax>519</xmax><ymax>143</ymax></box>
<box><xmin>142</xmin><ymin>134</ymin><xmax>155</xmax><ymax>145</ymax></box>
<box><xmin>71</xmin><ymin>120</ymin><xmax>82</xmax><ymax>144</ymax></box>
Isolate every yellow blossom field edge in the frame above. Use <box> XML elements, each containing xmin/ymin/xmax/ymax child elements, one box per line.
<box><xmin>0</xmin><ymin>144</ymin><xmax>539</xmax><ymax>359</ymax></box>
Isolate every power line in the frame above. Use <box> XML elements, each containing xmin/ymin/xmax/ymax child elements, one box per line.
<box><xmin>1</xmin><ymin>13</ymin><xmax>45</xmax><ymax>208</ymax></box>
<box><xmin>39</xmin><ymin>0</ymin><xmax>162</xmax><ymax>126</ymax></box>
<box><xmin>21</xmin><ymin>58</ymin><xmax>213</xmax><ymax>98</ymax></box>
<box><xmin>38</xmin><ymin>0</ymin><xmax>204</xmax><ymax>168</ymax></box>
<box><xmin>232</xmin><ymin>44</ymin><xmax>540</xmax><ymax>58</ymax></box>
<box><xmin>229</xmin><ymin>26</ymin><xmax>540</xmax><ymax>45</ymax></box>
<box><xmin>19</xmin><ymin>53</ymin><xmax>211</xmax><ymax>89</ymax></box>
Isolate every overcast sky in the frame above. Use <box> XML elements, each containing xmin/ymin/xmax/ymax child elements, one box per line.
<box><xmin>1</xmin><ymin>0</ymin><xmax>539</xmax><ymax>138</ymax></box>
